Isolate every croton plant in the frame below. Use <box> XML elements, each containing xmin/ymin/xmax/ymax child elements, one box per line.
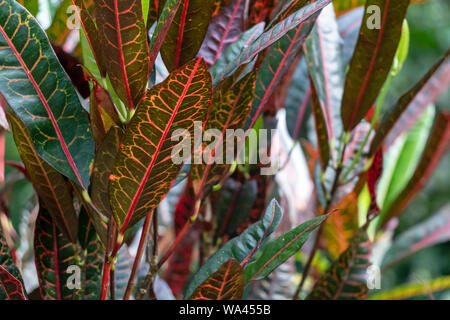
<box><xmin>0</xmin><ymin>0</ymin><xmax>448</xmax><ymax>301</ymax></box>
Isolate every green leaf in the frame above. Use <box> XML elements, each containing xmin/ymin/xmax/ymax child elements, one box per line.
<box><xmin>34</xmin><ymin>207</ymin><xmax>77</xmax><ymax>300</ymax></box>
<box><xmin>45</xmin><ymin>0</ymin><xmax>72</xmax><ymax>46</ymax></box>
<box><xmin>7</xmin><ymin>112</ymin><xmax>78</xmax><ymax>243</ymax></box>
<box><xmin>244</xmin><ymin>213</ymin><xmax>328</xmax><ymax>282</ymax></box>
<box><xmin>16</xmin><ymin>0</ymin><xmax>38</xmax><ymax>16</ymax></box>
<box><xmin>191</xmin><ymin>71</ymin><xmax>256</xmax><ymax>197</ymax></box>
<box><xmin>307</xmin><ymin>228</ymin><xmax>372</xmax><ymax>300</ymax></box>
<box><xmin>340</xmin><ymin>0</ymin><xmax>410</xmax><ymax>131</ymax></box>
<box><xmin>189</xmin><ymin>259</ymin><xmax>244</xmax><ymax>300</ymax></box>
<box><xmin>378</xmin><ymin>111</ymin><xmax>450</xmax><ymax>228</ymax></box>
<box><xmin>210</xmin><ymin>22</ymin><xmax>265</xmax><ymax>84</ymax></box>
<box><xmin>219</xmin><ymin>0</ymin><xmax>331</xmax><ymax>81</ymax></box>
<box><xmin>94</xmin><ymin>0</ymin><xmax>150</xmax><ymax>109</ymax></box>
<box><xmin>370</xmin><ymin>50</ymin><xmax>450</xmax><ymax>155</ymax></box>
<box><xmin>159</xmin><ymin>0</ymin><xmax>215</xmax><ymax>71</ymax></box>
<box><xmin>368</xmin><ymin>276</ymin><xmax>450</xmax><ymax>300</ymax></box>
<box><xmin>185</xmin><ymin>199</ymin><xmax>283</xmax><ymax>298</ymax></box>
<box><xmin>0</xmin><ymin>265</ymin><xmax>26</xmax><ymax>300</ymax></box>
<box><xmin>0</xmin><ymin>0</ymin><xmax>95</xmax><ymax>189</ymax></box>
<box><xmin>310</xmin><ymin>78</ymin><xmax>330</xmax><ymax>170</ymax></box>
<box><xmin>109</xmin><ymin>58</ymin><xmax>212</xmax><ymax>232</ymax></box>
<box><xmin>382</xmin><ymin>204</ymin><xmax>450</xmax><ymax>269</ymax></box>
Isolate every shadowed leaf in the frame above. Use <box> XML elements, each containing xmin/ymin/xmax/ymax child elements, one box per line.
<box><xmin>310</xmin><ymin>77</ymin><xmax>330</xmax><ymax>170</ymax></box>
<box><xmin>189</xmin><ymin>259</ymin><xmax>244</xmax><ymax>300</ymax></box>
<box><xmin>0</xmin><ymin>0</ymin><xmax>95</xmax><ymax>189</ymax></box>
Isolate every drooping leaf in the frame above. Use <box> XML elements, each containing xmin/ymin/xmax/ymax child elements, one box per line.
<box><xmin>210</xmin><ymin>22</ymin><xmax>265</xmax><ymax>84</ymax></box>
<box><xmin>368</xmin><ymin>276</ymin><xmax>450</xmax><ymax>300</ymax></box>
<box><xmin>340</xmin><ymin>0</ymin><xmax>409</xmax><ymax>131</ymax></box>
<box><xmin>7</xmin><ymin>112</ymin><xmax>78</xmax><ymax>243</ymax></box>
<box><xmin>159</xmin><ymin>0</ymin><xmax>215</xmax><ymax>72</ymax></box>
<box><xmin>307</xmin><ymin>228</ymin><xmax>372</xmax><ymax>300</ymax></box>
<box><xmin>370</xmin><ymin>50</ymin><xmax>450</xmax><ymax>155</ymax></box>
<box><xmin>378</xmin><ymin>111</ymin><xmax>450</xmax><ymax>228</ymax></box>
<box><xmin>95</xmin><ymin>0</ymin><xmax>149</xmax><ymax>109</ymax></box>
<box><xmin>34</xmin><ymin>207</ymin><xmax>77</xmax><ymax>300</ymax></box>
<box><xmin>199</xmin><ymin>0</ymin><xmax>246</xmax><ymax>66</ymax></box>
<box><xmin>323</xmin><ymin>192</ymin><xmax>359</xmax><ymax>259</ymax></box>
<box><xmin>244</xmin><ymin>213</ymin><xmax>329</xmax><ymax>282</ymax></box>
<box><xmin>246</xmin><ymin>4</ymin><xmax>321</xmax><ymax>130</ymax></box>
<box><xmin>0</xmin><ymin>0</ymin><xmax>95</xmax><ymax>189</ymax></box>
<box><xmin>382</xmin><ymin>204</ymin><xmax>450</xmax><ymax>269</ymax></box>
<box><xmin>185</xmin><ymin>199</ymin><xmax>283</xmax><ymax>298</ymax></box>
<box><xmin>109</xmin><ymin>58</ymin><xmax>212</xmax><ymax>232</ymax></box>
<box><xmin>305</xmin><ymin>4</ymin><xmax>344</xmax><ymax>141</ymax></box>
<box><xmin>189</xmin><ymin>259</ymin><xmax>244</xmax><ymax>300</ymax></box>
<box><xmin>191</xmin><ymin>71</ymin><xmax>256</xmax><ymax>197</ymax></box>
<box><xmin>0</xmin><ymin>265</ymin><xmax>26</xmax><ymax>300</ymax></box>
<box><xmin>219</xmin><ymin>0</ymin><xmax>331</xmax><ymax>81</ymax></box>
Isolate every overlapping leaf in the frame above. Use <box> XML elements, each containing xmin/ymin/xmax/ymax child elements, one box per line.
<box><xmin>8</xmin><ymin>112</ymin><xmax>78</xmax><ymax>243</ymax></box>
<box><xmin>185</xmin><ymin>199</ymin><xmax>283</xmax><ymax>298</ymax></box>
<box><xmin>370</xmin><ymin>50</ymin><xmax>450</xmax><ymax>155</ymax></box>
<box><xmin>307</xmin><ymin>228</ymin><xmax>371</xmax><ymax>300</ymax></box>
<box><xmin>0</xmin><ymin>265</ymin><xmax>26</xmax><ymax>300</ymax></box>
<box><xmin>340</xmin><ymin>0</ymin><xmax>409</xmax><ymax>131</ymax></box>
<box><xmin>159</xmin><ymin>0</ymin><xmax>215</xmax><ymax>71</ymax></box>
<box><xmin>199</xmin><ymin>0</ymin><xmax>246</xmax><ymax>66</ymax></box>
<box><xmin>378</xmin><ymin>111</ymin><xmax>450</xmax><ymax>228</ymax></box>
<box><xmin>0</xmin><ymin>0</ymin><xmax>95</xmax><ymax>188</ymax></box>
<box><xmin>189</xmin><ymin>259</ymin><xmax>244</xmax><ymax>300</ymax></box>
<box><xmin>34</xmin><ymin>208</ymin><xmax>77</xmax><ymax>300</ymax></box>
<box><xmin>191</xmin><ymin>71</ymin><xmax>256</xmax><ymax>197</ymax></box>
<box><xmin>95</xmin><ymin>0</ymin><xmax>149</xmax><ymax>109</ymax></box>
<box><xmin>219</xmin><ymin>0</ymin><xmax>331</xmax><ymax>81</ymax></box>
<box><xmin>109</xmin><ymin>58</ymin><xmax>212</xmax><ymax>232</ymax></box>
<box><xmin>244</xmin><ymin>213</ymin><xmax>329</xmax><ymax>282</ymax></box>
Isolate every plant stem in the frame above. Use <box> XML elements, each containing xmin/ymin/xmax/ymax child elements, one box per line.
<box><xmin>123</xmin><ymin>210</ymin><xmax>154</xmax><ymax>300</ymax></box>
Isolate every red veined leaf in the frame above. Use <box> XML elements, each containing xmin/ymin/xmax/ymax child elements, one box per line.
<box><xmin>0</xmin><ymin>0</ymin><xmax>95</xmax><ymax>189</ymax></box>
<box><xmin>7</xmin><ymin>112</ymin><xmax>78</xmax><ymax>243</ymax></box>
<box><xmin>310</xmin><ymin>76</ymin><xmax>330</xmax><ymax>170</ymax></box>
<box><xmin>0</xmin><ymin>223</ymin><xmax>25</xmax><ymax>300</ymax></box>
<box><xmin>367</xmin><ymin>148</ymin><xmax>383</xmax><ymax>215</ymax></box>
<box><xmin>72</xmin><ymin>0</ymin><xmax>107</xmax><ymax>78</ymax></box>
<box><xmin>88</xmin><ymin>77</ymin><xmax>121</xmax><ymax>146</ymax></box>
<box><xmin>245</xmin><ymin>0</ymin><xmax>325</xmax><ymax>129</ymax></box>
<box><xmin>244</xmin><ymin>212</ymin><xmax>329</xmax><ymax>282</ymax></box>
<box><xmin>0</xmin><ymin>265</ymin><xmax>26</xmax><ymax>300</ymax></box>
<box><xmin>323</xmin><ymin>192</ymin><xmax>359</xmax><ymax>259</ymax></box>
<box><xmin>305</xmin><ymin>4</ymin><xmax>344</xmax><ymax>141</ymax></box>
<box><xmin>269</xmin><ymin>0</ymin><xmax>311</xmax><ymax>25</ymax></box>
<box><xmin>382</xmin><ymin>204</ymin><xmax>450</xmax><ymax>269</ymax></box>
<box><xmin>94</xmin><ymin>0</ymin><xmax>149</xmax><ymax>109</ymax></box>
<box><xmin>307</xmin><ymin>228</ymin><xmax>372</xmax><ymax>300</ymax></box>
<box><xmin>159</xmin><ymin>0</ymin><xmax>215</xmax><ymax>72</ymax></box>
<box><xmin>189</xmin><ymin>259</ymin><xmax>244</xmax><ymax>300</ymax></box>
<box><xmin>219</xmin><ymin>0</ymin><xmax>331</xmax><ymax>81</ymax></box>
<box><xmin>370</xmin><ymin>50</ymin><xmax>450</xmax><ymax>155</ymax></box>
<box><xmin>148</xmin><ymin>0</ymin><xmax>183</xmax><ymax>75</ymax></box>
<box><xmin>34</xmin><ymin>207</ymin><xmax>77</xmax><ymax>300</ymax></box>
<box><xmin>191</xmin><ymin>71</ymin><xmax>256</xmax><ymax>198</ymax></box>
<box><xmin>109</xmin><ymin>58</ymin><xmax>212</xmax><ymax>233</ymax></box>
<box><xmin>340</xmin><ymin>0</ymin><xmax>410</xmax><ymax>132</ymax></box>
<box><xmin>147</xmin><ymin>0</ymin><xmax>161</xmax><ymax>27</ymax></box>
<box><xmin>185</xmin><ymin>199</ymin><xmax>283</xmax><ymax>298</ymax></box>
<box><xmin>199</xmin><ymin>0</ymin><xmax>246</xmax><ymax>67</ymax></box>
<box><xmin>378</xmin><ymin>111</ymin><xmax>450</xmax><ymax>228</ymax></box>
<box><xmin>76</xmin><ymin>210</ymin><xmax>104</xmax><ymax>299</ymax></box>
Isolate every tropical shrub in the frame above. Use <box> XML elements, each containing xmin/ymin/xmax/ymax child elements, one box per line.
<box><xmin>0</xmin><ymin>0</ymin><xmax>449</xmax><ymax>300</ymax></box>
